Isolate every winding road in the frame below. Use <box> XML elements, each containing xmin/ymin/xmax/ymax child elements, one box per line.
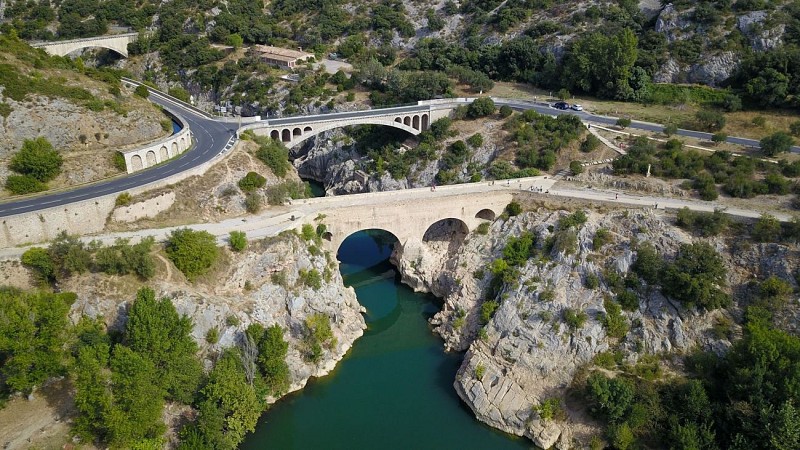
<box><xmin>0</xmin><ymin>91</ymin><xmax>796</xmax><ymax>219</ymax></box>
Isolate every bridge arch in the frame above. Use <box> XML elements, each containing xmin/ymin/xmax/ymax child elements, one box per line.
<box><xmin>412</xmin><ymin>115</ymin><xmax>420</xmax><ymax>130</ymax></box>
<box><xmin>282</xmin><ymin>129</ymin><xmax>291</xmax><ymax>142</ymax></box>
<box><xmin>159</xmin><ymin>146</ymin><xmax>168</xmax><ymax>160</ymax></box>
<box><xmin>145</xmin><ymin>150</ymin><xmax>157</xmax><ymax>166</ymax></box>
<box><xmin>304</xmin><ymin>126</ymin><xmax>312</xmax><ymax>133</ymax></box>
<box><xmin>250</xmin><ymin>119</ymin><xmax>422</xmax><ymax>149</ymax></box>
<box><xmin>171</xmin><ymin>142</ymin><xmax>178</xmax><ymax>156</ymax></box>
<box><xmin>130</xmin><ymin>155</ymin><xmax>143</xmax><ymax>171</ymax></box>
<box><xmin>271</xmin><ymin>130</ymin><xmax>280</xmax><ymax>140</ymax></box>
<box><xmin>403</xmin><ymin>116</ymin><xmax>411</xmax><ymax>126</ymax></box>
<box><xmin>475</xmin><ymin>208</ymin><xmax>497</xmax><ymax>221</ymax></box>
<box><xmin>336</xmin><ymin>228</ymin><xmax>401</xmax><ymax>258</ymax></box>
<box><xmin>293</xmin><ymin>127</ymin><xmax>302</xmax><ymax>137</ymax></box>
<box><xmin>422</xmin><ymin>114</ymin><xmax>429</xmax><ymax>130</ymax></box>
<box><xmin>423</xmin><ymin>218</ymin><xmax>470</xmax><ymax>242</ymax></box>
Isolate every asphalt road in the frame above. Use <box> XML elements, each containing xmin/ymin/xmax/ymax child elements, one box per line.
<box><xmin>0</xmin><ymin>91</ymin><xmax>237</xmax><ymax>218</ymax></box>
<box><xmin>1</xmin><ymin>94</ymin><xmax>797</xmax><ymax>218</ymax></box>
<box><xmin>493</xmin><ymin>98</ymin><xmax>800</xmax><ymax>153</ymax></box>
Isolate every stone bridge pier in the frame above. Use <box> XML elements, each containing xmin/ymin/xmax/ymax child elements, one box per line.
<box><xmin>309</xmin><ymin>190</ymin><xmax>515</xmax><ymax>253</ymax></box>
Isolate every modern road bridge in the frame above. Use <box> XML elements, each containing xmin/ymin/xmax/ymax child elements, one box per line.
<box><xmin>30</xmin><ymin>32</ymin><xmax>139</xmax><ymax>57</ymax></box>
<box><xmin>239</xmin><ymin>103</ymin><xmax>455</xmax><ymax>148</ymax></box>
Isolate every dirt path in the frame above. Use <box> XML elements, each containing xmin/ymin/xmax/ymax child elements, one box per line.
<box><xmin>0</xmin><ymin>379</ymin><xmax>74</xmax><ymax>450</ymax></box>
<box><xmin>156</xmin><ymin>253</ymin><xmax>174</xmax><ymax>282</ymax></box>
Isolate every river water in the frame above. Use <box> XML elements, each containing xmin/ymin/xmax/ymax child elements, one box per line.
<box><xmin>241</xmin><ymin>231</ymin><xmax>532</xmax><ymax>449</ymax></box>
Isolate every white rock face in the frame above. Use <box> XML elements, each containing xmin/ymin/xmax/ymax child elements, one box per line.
<box><xmin>392</xmin><ymin>206</ymin><xmax>800</xmax><ymax>447</ymax></box>
<box><xmin>63</xmin><ymin>232</ymin><xmax>367</xmax><ymax>395</ymax></box>
<box><xmin>737</xmin><ymin>11</ymin><xmax>785</xmax><ymax>51</ymax></box>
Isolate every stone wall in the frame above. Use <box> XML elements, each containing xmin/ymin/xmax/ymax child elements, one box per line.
<box><xmin>123</xmin><ymin>110</ymin><xmax>192</xmax><ymax>173</ymax></box>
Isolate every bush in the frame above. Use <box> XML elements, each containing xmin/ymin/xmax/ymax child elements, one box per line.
<box><xmin>593</xmin><ymin>228</ymin><xmax>612</xmax><ymax>249</ymax></box>
<box><xmin>229</xmin><ymin>231</ymin><xmax>247</xmax><ymax>252</ymax></box>
<box><xmin>303</xmin><ymin>313</ymin><xmax>336</xmax><ymax>363</ymax></box>
<box><xmin>467</xmin><ymin>97</ymin><xmax>496</xmax><ymax>118</ymax></box>
<box><xmin>662</xmin><ymin>242</ymin><xmax>729</xmax><ymax>310</ymax></box>
<box><xmin>299</xmin><ymin>268</ymin><xmax>322</xmax><ymax>290</ymax></box>
<box><xmin>675</xmin><ymin>208</ymin><xmax>729</xmax><ymax>236</ymax></box>
<box><xmin>752</xmin><ymin>115</ymin><xmax>766</xmax><ymax>127</ymax></box>
<box><xmin>255</xmin><ymin>137</ymin><xmax>291</xmax><ymax>178</ymax></box>
<box><xmin>476</xmin><ymin>222</ymin><xmax>490</xmax><ymax>235</ymax></box>
<box><xmin>711</xmin><ymin>132</ymin><xmax>728</xmax><ymax>144</ymax></box>
<box><xmin>721</xmin><ymin>93</ymin><xmax>742</xmax><ymax>112</ymax></box>
<box><xmin>168</xmin><ymin>87</ymin><xmax>190</xmax><ymax>102</ymax></box>
<box><xmin>475</xmin><ymin>364</ymin><xmax>486</xmax><ymax>380</ymax></box>
<box><xmin>694</xmin><ymin>109</ymin><xmax>725</xmax><ymax>132</ymax></box>
<box><xmin>752</xmin><ymin>213</ymin><xmax>781</xmax><ymax>242</ymax></box>
<box><xmin>165</xmin><ymin>228</ymin><xmax>219</xmax><ymax>281</ymax></box>
<box><xmin>790</xmin><ymin>120</ymin><xmax>800</xmax><ymax>137</ymax></box>
<box><xmin>663</xmin><ymin>123</ymin><xmax>678</xmax><ymax>136</ymax></box>
<box><xmin>134</xmin><ymin>85</ymin><xmax>149</xmax><ymax>98</ymax></box>
<box><xmin>581</xmin><ymin>134</ymin><xmax>601</xmax><ymax>152</ymax></box>
<box><xmin>760</xmin><ymin>132</ymin><xmax>794</xmax><ymax>157</ymax></box>
<box><xmin>238</xmin><ymin>172</ymin><xmax>266</xmax><ymax>192</ymax></box>
<box><xmin>21</xmin><ymin>247</ymin><xmax>55</xmax><ymax>283</ymax></box>
<box><xmin>9</xmin><ymin>137</ymin><xmax>62</xmax><ymax>182</ymax></box>
<box><xmin>206</xmin><ymin>327</ymin><xmax>219</xmax><ymax>344</ymax></box>
<box><xmin>112</xmin><ymin>152</ymin><xmax>126</xmax><ymax>171</ymax></box>
<box><xmin>480</xmin><ymin>300</ymin><xmax>499</xmax><ymax>324</ymax></box>
<box><xmin>467</xmin><ymin>133</ymin><xmax>484</xmax><ymax>148</ymax></box>
<box><xmin>499</xmin><ymin>105</ymin><xmax>513</xmax><ymax>118</ymax></box>
<box><xmin>616</xmin><ymin>118</ymin><xmax>632</xmax><ymax>128</ymax></box>
<box><xmin>570</xmin><ymin>160</ymin><xmax>584</xmax><ymax>175</ymax></box>
<box><xmin>5</xmin><ymin>174</ymin><xmax>46</xmax><ymax>194</ymax></box>
<box><xmin>585</xmin><ymin>273</ymin><xmax>600</xmax><ymax>289</ymax></box>
<box><xmin>244</xmin><ymin>193</ymin><xmax>262</xmax><ymax>213</ymax></box>
<box><xmin>505</xmin><ymin>201</ymin><xmax>522</xmax><ymax>216</ymax></box>
<box><xmin>94</xmin><ymin>237</ymin><xmax>156</xmax><ymax>279</ymax></box>
<box><xmin>115</xmin><ymin>193</ymin><xmax>132</xmax><ymax>206</ymax></box>
<box><xmin>563</xmin><ymin>308</ymin><xmax>588</xmax><ymax>331</ymax></box>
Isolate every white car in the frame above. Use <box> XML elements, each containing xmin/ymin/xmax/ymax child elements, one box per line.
<box><xmin>571</xmin><ymin>104</ymin><xmax>584</xmax><ymax>111</ymax></box>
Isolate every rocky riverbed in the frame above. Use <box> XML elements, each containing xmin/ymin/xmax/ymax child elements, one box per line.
<box><xmin>391</xmin><ymin>200</ymin><xmax>799</xmax><ymax>448</ymax></box>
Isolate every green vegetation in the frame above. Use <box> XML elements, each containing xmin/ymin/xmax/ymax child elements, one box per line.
<box><xmin>480</xmin><ymin>300</ymin><xmax>499</xmax><ymax>324</ymax></box>
<box><xmin>303</xmin><ymin>313</ymin><xmax>336</xmax><ymax>363</ymax></box>
<box><xmin>205</xmin><ymin>327</ymin><xmax>220</xmax><ymax>344</ymax></box>
<box><xmin>505</xmin><ymin>110</ymin><xmax>585</xmax><ymax>172</ymax></box>
<box><xmin>533</xmin><ymin>398</ymin><xmax>564</xmax><ymax>422</ymax></box>
<box><xmin>616</xmin><ymin>118</ymin><xmax>631</xmax><ymax>128</ymax></box>
<box><xmin>760</xmin><ymin>131</ymin><xmax>795</xmax><ymax>157</ymax></box>
<box><xmin>115</xmin><ymin>192</ymin><xmax>132</xmax><ymax>207</ymax></box>
<box><xmin>5</xmin><ymin>137</ymin><xmax>63</xmax><ymax>194</ymax></box>
<box><xmin>244</xmin><ymin>192</ymin><xmax>263</xmax><ymax>213</ymax></box>
<box><xmin>238</xmin><ymin>171</ymin><xmax>266</xmax><ymax>192</ymax></box>
<box><xmin>165</xmin><ymin>228</ymin><xmax>220</xmax><ymax>281</ymax></box>
<box><xmin>266</xmin><ymin>180</ymin><xmax>308</xmax><ymax>205</ymax></box>
<box><xmin>563</xmin><ymin>308</ymin><xmax>588</xmax><ymax>331</ymax></box>
<box><xmin>112</xmin><ymin>152</ymin><xmax>127</xmax><ymax>172</ymax></box>
<box><xmin>602</xmin><ymin>296</ymin><xmax>629</xmax><ymax>339</ymax></box>
<box><xmin>580</xmin><ymin>134</ymin><xmax>601</xmax><ymax>153</ymax></box>
<box><xmin>21</xmin><ymin>233</ymin><xmax>155</xmax><ymax>283</ymax></box>
<box><xmin>467</xmin><ymin>97</ymin><xmax>495</xmax><ymax>118</ymax></box>
<box><xmin>254</xmin><ymin>137</ymin><xmax>291</xmax><ymax>178</ymax></box>
<box><xmin>675</xmin><ymin>208</ymin><xmax>729</xmax><ymax>236</ymax></box>
<box><xmin>569</xmin><ymin>160</ymin><xmax>584</xmax><ymax>175</ymax></box>
<box><xmin>298</xmin><ymin>268</ymin><xmax>322</xmax><ymax>290</ymax></box>
<box><xmin>229</xmin><ymin>231</ymin><xmax>247</xmax><ymax>252</ymax></box>
<box><xmin>134</xmin><ymin>85</ymin><xmax>149</xmax><ymax>98</ymax></box>
<box><xmin>505</xmin><ymin>201</ymin><xmax>522</xmax><ymax>216</ymax></box>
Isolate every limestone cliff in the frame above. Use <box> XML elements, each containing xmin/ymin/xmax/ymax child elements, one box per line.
<box><xmin>392</xmin><ymin>203</ymin><xmax>799</xmax><ymax>448</ymax></box>
<box><xmin>60</xmin><ymin>231</ymin><xmax>366</xmax><ymax>394</ymax></box>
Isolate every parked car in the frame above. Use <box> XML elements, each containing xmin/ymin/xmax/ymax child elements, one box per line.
<box><xmin>571</xmin><ymin>104</ymin><xmax>584</xmax><ymax>111</ymax></box>
<box><xmin>553</xmin><ymin>101</ymin><xmax>570</xmax><ymax>110</ymax></box>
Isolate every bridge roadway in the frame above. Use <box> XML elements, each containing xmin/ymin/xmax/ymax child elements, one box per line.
<box><xmin>0</xmin><ymin>175</ymin><xmax>789</xmax><ymax>260</ymax></box>
<box><xmin>0</xmin><ymin>92</ymin><xmax>798</xmax><ymax>219</ymax></box>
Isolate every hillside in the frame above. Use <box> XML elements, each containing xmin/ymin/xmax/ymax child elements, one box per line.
<box><xmin>0</xmin><ymin>33</ymin><xmax>168</xmax><ymax>193</ymax></box>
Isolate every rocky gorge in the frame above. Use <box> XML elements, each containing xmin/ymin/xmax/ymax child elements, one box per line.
<box><xmin>390</xmin><ymin>199</ymin><xmax>800</xmax><ymax>448</ymax></box>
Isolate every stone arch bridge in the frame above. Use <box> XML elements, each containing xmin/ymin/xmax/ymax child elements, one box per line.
<box><xmin>239</xmin><ymin>102</ymin><xmax>462</xmax><ymax>148</ymax></box>
<box><xmin>30</xmin><ymin>32</ymin><xmax>139</xmax><ymax>57</ymax></box>
<box><xmin>301</xmin><ymin>189</ymin><xmax>516</xmax><ymax>252</ymax></box>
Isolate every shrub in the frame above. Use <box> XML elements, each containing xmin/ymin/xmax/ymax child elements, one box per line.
<box><xmin>505</xmin><ymin>201</ymin><xmax>522</xmax><ymax>216</ymax></box>
<box><xmin>206</xmin><ymin>327</ymin><xmax>220</xmax><ymax>344</ymax></box>
<box><xmin>675</xmin><ymin>208</ymin><xmax>729</xmax><ymax>236</ymax></box>
<box><xmin>663</xmin><ymin>123</ymin><xmax>678</xmax><ymax>136</ymax></box>
<box><xmin>480</xmin><ymin>300</ymin><xmax>499</xmax><ymax>324</ymax></box>
<box><xmin>585</xmin><ymin>273</ymin><xmax>600</xmax><ymax>289</ymax></box>
<box><xmin>581</xmin><ymin>134</ymin><xmax>601</xmax><ymax>152</ymax></box>
<box><xmin>467</xmin><ymin>97</ymin><xmax>495</xmax><ymax>118</ymax></box>
<box><xmin>299</xmin><ymin>269</ymin><xmax>322</xmax><ymax>290</ymax></box>
<box><xmin>255</xmin><ymin>138</ymin><xmax>291</xmax><ymax>178</ymax></box>
<box><xmin>752</xmin><ymin>213</ymin><xmax>781</xmax><ymax>242</ymax></box>
<box><xmin>94</xmin><ymin>237</ymin><xmax>156</xmax><ymax>279</ymax></box>
<box><xmin>790</xmin><ymin>120</ymin><xmax>800</xmax><ymax>137</ymax></box>
<box><xmin>476</xmin><ymin>222</ymin><xmax>490</xmax><ymax>235</ymax></box>
<box><xmin>559</xmin><ymin>210</ymin><xmax>588</xmax><ymax>229</ymax></box>
<box><xmin>5</xmin><ymin>174</ymin><xmax>46</xmax><ymax>194</ymax></box>
<box><xmin>570</xmin><ymin>160</ymin><xmax>584</xmax><ymax>175</ymax></box>
<box><xmin>616</xmin><ymin>118</ymin><xmax>632</xmax><ymax>128</ymax></box>
<box><xmin>303</xmin><ymin>313</ymin><xmax>336</xmax><ymax>363</ymax></box>
<box><xmin>115</xmin><ymin>193</ymin><xmax>132</xmax><ymax>207</ymax></box>
<box><xmin>499</xmin><ymin>105</ymin><xmax>513</xmax><ymax>118</ymax></box>
<box><xmin>168</xmin><ymin>87</ymin><xmax>190</xmax><ymax>102</ymax></box>
<box><xmin>711</xmin><ymin>132</ymin><xmax>728</xmax><ymax>144</ymax></box>
<box><xmin>238</xmin><ymin>172</ymin><xmax>266</xmax><ymax>192</ymax></box>
<box><xmin>21</xmin><ymin>247</ymin><xmax>55</xmax><ymax>283</ymax></box>
<box><xmin>664</xmin><ymin>138</ymin><xmax>683</xmax><ymax>151</ymax></box>
<box><xmin>229</xmin><ymin>231</ymin><xmax>247</xmax><ymax>252</ymax></box>
<box><xmin>165</xmin><ymin>228</ymin><xmax>219</xmax><ymax>281</ymax></box>
<box><xmin>112</xmin><ymin>152</ymin><xmax>126</xmax><ymax>171</ymax></box>
<box><xmin>475</xmin><ymin>364</ymin><xmax>486</xmax><ymax>380</ymax></box>
<box><xmin>662</xmin><ymin>242</ymin><xmax>729</xmax><ymax>310</ymax></box>
<box><xmin>760</xmin><ymin>132</ymin><xmax>794</xmax><ymax>157</ymax></box>
<box><xmin>752</xmin><ymin>115</ymin><xmax>766</xmax><ymax>127</ymax></box>
<box><xmin>563</xmin><ymin>308</ymin><xmax>588</xmax><ymax>331</ymax></box>
<box><xmin>694</xmin><ymin>109</ymin><xmax>725</xmax><ymax>132</ymax></box>
<box><xmin>602</xmin><ymin>297</ymin><xmax>629</xmax><ymax>339</ymax></box>
<box><xmin>301</xmin><ymin>224</ymin><xmax>316</xmax><ymax>241</ymax></box>
<box><xmin>244</xmin><ymin>193</ymin><xmax>262</xmax><ymax>213</ymax></box>
<box><xmin>721</xmin><ymin>93</ymin><xmax>742</xmax><ymax>112</ymax></box>
<box><xmin>134</xmin><ymin>85</ymin><xmax>149</xmax><ymax>98</ymax></box>
<box><xmin>534</xmin><ymin>398</ymin><xmax>564</xmax><ymax>421</ymax></box>
<box><xmin>9</xmin><ymin>137</ymin><xmax>62</xmax><ymax>182</ymax></box>
<box><xmin>467</xmin><ymin>133</ymin><xmax>484</xmax><ymax>147</ymax></box>
<box><xmin>593</xmin><ymin>228</ymin><xmax>611</xmax><ymax>249</ymax></box>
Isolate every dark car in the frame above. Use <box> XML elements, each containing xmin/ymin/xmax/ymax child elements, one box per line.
<box><xmin>553</xmin><ymin>101</ymin><xmax>570</xmax><ymax>110</ymax></box>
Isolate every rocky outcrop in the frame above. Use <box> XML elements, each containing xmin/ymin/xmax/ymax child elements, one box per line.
<box><xmin>392</xmin><ymin>205</ymin><xmax>799</xmax><ymax>448</ymax></box>
<box><xmin>655</xmin><ymin>52</ymin><xmax>738</xmax><ymax>86</ymax></box>
<box><xmin>738</xmin><ymin>11</ymin><xmax>785</xmax><ymax>51</ymax></box>
<box><xmin>655</xmin><ymin>3</ymin><xmax>694</xmax><ymax>43</ymax></box>
<box><xmin>62</xmin><ymin>232</ymin><xmax>366</xmax><ymax>394</ymax></box>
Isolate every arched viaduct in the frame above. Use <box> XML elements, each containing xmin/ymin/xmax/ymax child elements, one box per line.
<box><xmin>304</xmin><ymin>190</ymin><xmax>515</xmax><ymax>252</ymax></box>
<box><xmin>30</xmin><ymin>32</ymin><xmax>138</xmax><ymax>57</ymax></box>
<box><xmin>240</xmin><ymin>103</ymin><xmax>457</xmax><ymax>148</ymax></box>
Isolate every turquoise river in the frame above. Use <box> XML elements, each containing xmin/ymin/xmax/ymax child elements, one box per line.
<box><xmin>241</xmin><ymin>230</ymin><xmax>533</xmax><ymax>449</ymax></box>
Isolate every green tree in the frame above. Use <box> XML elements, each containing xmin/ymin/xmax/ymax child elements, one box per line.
<box><xmin>104</xmin><ymin>346</ymin><xmax>165</xmax><ymax>448</ymax></box>
<box><xmin>255</xmin><ymin>137</ymin><xmax>291</xmax><ymax>178</ymax></box>
<box><xmin>499</xmin><ymin>105</ymin><xmax>513</xmax><ymax>118</ymax></box>
<box><xmin>760</xmin><ymin>132</ymin><xmax>794</xmax><ymax>157</ymax></box>
<box><xmin>257</xmin><ymin>324</ymin><xmax>290</xmax><ymax>395</ymax></box>
<box><xmin>712</xmin><ymin>132</ymin><xmax>728</xmax><ymax>145</ymax></box>
<box><xmin>752</xmin><ymin>213</ymin><xmax>782</xmax><ymax>242</ymax></box>
<box><xmin>134</xmin><ymin>85</ymin><xmax>149</xmax><ymax>98</ymax></box>
<box><xmin>0</xmin><ymin>289</ymin><xmax>74</xmax><ymax>395</ymax></box>
<box><xmin>9</xmin><ymin>137</ymin><xmax>63</xmax><ymax>182</ymax></box>
<box><xmin>47</xmin><ymin>232</ymin><xmax>91</xmax><ymax>280</ymax></box>
<box><xmin>165</xmin><ymin>228</ymin><xmax>220</xmax><ymax>280</ymax></box>
<box><xmin>238</xmin><ymin>172</ymin><xmax>266</xmax><ymax>192</ymax></box>
<box><xmin>570</xmin><ymin>160</ymin><xmax>584</xmax><ymax>175</ymax></box>
<box><xmin>616</xmin><ymin>118</ymin><xmax>631</xmax><ymax>128</ymax></box>
<box><xmin>303</xmin><ymin>314</ymin><xmax>336</xmax><ymax>363</ymax></box>
<box><xmin>631</xmin><ymin>243</ymin><xmax>662</xmax><ymax>285</ymax></box>
<box><xmin>563</xmin><ymin>28</ymin><xmax>639</xmax><ymax>100</ymax></box>
<box><xmin>694</xmin><ymin>109</ymin><xmax>726</xmax><ymax>132</ymax></box>
<box><xmin>663</xmin><ymin>123</ymin><xmax>678</xmax><ymax>137</ymax></box>
<box><xmin>467</xmin><ymin>97</ymin><xmax>496</xmax><ymax>118</ymax></box>
<box><xmin>581</xmin><ymin>134</ymin><xmax>601</xmax><ymax>152</ymax></box>
<box><xmin>5</xmin><ymin>174</ymin><xmax>47</xmax><ymax>194</ymax></box>
<box><xmin>124</xmin><ymin>288</ymin><xmax>202</xmax><ymax>403</ymax></box>
<box><xmin>229</xmin><ymin>231</ymin><xmax>247</xmax><ymax>252</ymax></box>
<box><xmin>557</xmin><ymin>88</ymin><xmax>571</xmax><ymax>100</ymax></box>
<box><xmin>21</xmin><ymin>247</ymin><xmax>55</xmax><ymax>283</ymax></box>
<box><xmin>505</xmin><ymin>201</ymin><xmax>522</xmax><ymax>216</ymax></box>
<box><xmin>662</xmin><ymin>242</ymin><xmax>729</xmax><ymax>310</ymax></box>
